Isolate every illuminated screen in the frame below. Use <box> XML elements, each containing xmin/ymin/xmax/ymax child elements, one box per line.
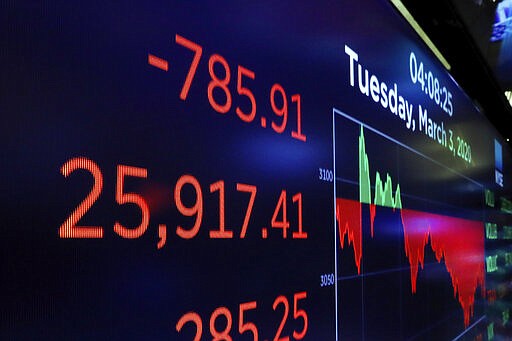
<box><xmin>3</xmin><ymin>0</ymin><xmax>512</xmax><ymax>340</ymax></box>
<box><xmin>491</xmin><ymin>0</ymin><xmax>512</xmax><ymax>42</ymax></box>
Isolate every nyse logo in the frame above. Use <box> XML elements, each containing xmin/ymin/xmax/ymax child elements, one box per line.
<box><xmin>495</xmin><ymin>139</ymin><xmax>504</xmax><ymax>187</ymax></box>
<box><xmin>496</xmin><ymin>170</ymin><xmax>504</xmax><ymax>187</ymax></box>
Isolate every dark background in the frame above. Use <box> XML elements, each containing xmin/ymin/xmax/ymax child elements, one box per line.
<box><xmin>2</xmin><ymin>0</ymin><xmax>510</xmax><ymax>340</ymax></box>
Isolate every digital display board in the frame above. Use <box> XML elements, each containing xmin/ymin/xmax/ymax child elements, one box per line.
<box><xmin>3</xmin><ymin>1</ymin><xmax>512</xmax><ymax>340</ymax></box>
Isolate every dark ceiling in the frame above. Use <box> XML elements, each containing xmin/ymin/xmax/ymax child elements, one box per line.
<box><xmin>401</xmin><ymin>0</ymin><xmax>512</xmax><ymax>140</ymax></box>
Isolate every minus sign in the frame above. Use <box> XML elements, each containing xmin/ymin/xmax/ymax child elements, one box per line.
<box><xmin>148</xmin><ymin>53</ymin><xmax>169</xmax><ymax>71</ymax></box>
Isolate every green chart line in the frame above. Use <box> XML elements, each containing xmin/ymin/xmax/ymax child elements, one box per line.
<box><xmin>359</xmin><ymin>126</ymin><xmax>402</xmax><ymax>209</ymax></box>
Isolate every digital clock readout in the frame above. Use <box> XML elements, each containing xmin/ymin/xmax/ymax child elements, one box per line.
<box><xmin>410</xmin><ymin>52</ymin><xmax>453</xmax><ymax>116</ymax></box>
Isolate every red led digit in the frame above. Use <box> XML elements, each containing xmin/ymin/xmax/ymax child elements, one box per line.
<box><xmin>176</xmin><ymin>312</ymin><xmax>203</xmax><ymax>341</ymax></box>
<box><xmin>210</xmin><ymin>307</ymin><xmax>233</xmax><ymax>341</ymax></box>
<box><xmin>175</xmin><ymin>34</ymin><xmax>203</xmax><ymax>100</ymax></box>
<box><xmin>59</xmin><ymin>157</ymin><xmax>104</xmax><ymax>238</ymax></box>
<box><xmin>292</xmin><ymin>292</ymin><xmax>308</xmax><ymax>340</ymax></box>
<box><xmin>114</xmin><ymin>165</ymin><xmax>149</xmax><ymax>239</ymax></box>
<box><xmin>239</xmin><ymin>301</ymin><xmax>258</xmax><ymax>341</ymax></box>
<box><xmin>236</xmin><ymin>66</ymin><xmax>256</xmax><ymax>122</ymax></box>
<box><xmin>292</xmin><ymin>193</ymin><xmax>307</xmax><ymax>239</ymax></box>
<box><xmin>270</xmin><ymin>84</ymin><xmax>288</xmax><ymax>134</ymax></box>
<box><xmin>208</xmin><ymin>54</ymin><xmax>232</xmax><ymax>114</ymax></box>
<box><xmin>175</xmin><ymin>175</ymin><xmax>203</xmax><ymax>239</ymax></box>
<box><xmin>273</xmin><ymin>295</ymin><xmax>290</xmax><ymax>341</ymax></box>
<box><xmin>291</xmin><ymin>94</ymin><xmax>307</xmax><ymax>141</ymax></box>
<box><xmin>210</xmin><ymin>180</ymin><xmax>233</xmax><ymax>238</ymax></box>
<box><xmin>236</xmin><ymin>183</ymin><xmax>257</xmax><ymax>238</ymax></box>
<box><xmin>271</xmin><ymin>190</ymin><xmax>290</xmax><ymax>238</ymax></box>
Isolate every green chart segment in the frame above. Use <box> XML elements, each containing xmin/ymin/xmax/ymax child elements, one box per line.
<box><xmin>359</xmin><ymin>126</ymin><xmax>402</xmax><ymax>209</ymax></box>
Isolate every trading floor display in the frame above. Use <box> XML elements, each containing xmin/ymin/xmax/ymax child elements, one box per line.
<box><xmin>3</xmin><ymin>1</ymin><xmax>511</xmax><ymax>339</ymax></box>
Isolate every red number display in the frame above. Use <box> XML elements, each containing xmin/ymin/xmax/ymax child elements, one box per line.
<box><xmin>114</xmin><ymin>165</ymin><xmax>149</xmax><ymax>239</ymax></box>
<box><xmin>270</xmin><ymin>84</ymin><xmax>288</xmax><ymax>134</ymax></box>
<box><xmin>208</xmin><ymin>54</ymin><xmax>232</xmax><ymax>114</ymax></box>
<box><xmin>273</xmin><ymin>295</ymin><xmax>290</xmax><ymax>341</ymax></box>
<box><xmin>167</xmin><ymin>35</ymin><xmax>307</xmax><ymax>141</ymax></box>
<box><xmin>271</xmin><ymin>190</ymin><xmax>290</xmax><ymax>238</ymax></box>
<box><xmin>59</xmin><ymin>157</ymin><xmax>104</xmax><ymax>238</ymax></box>
<box><xmin>291</xmin><ymin>94</ymin><xmax>306</xmax><ymax>141</ymax></box>
<box><xmin>292</xmin><ymin>193</ymin><xmax>307</xmax><ymax>239</ymax></box>
<box><xmin>239</xmin><ymin>301</ymin><xmax>258</xmax><ymax>340</ymax></box>
<box><xmin>210</xmin><ymin>180</ymin><xmax>233</xmax><ymax>238</ymax></box>
<box><xmin>210</xmin><ymin>307</ymin><xmax>233</xmax><ymax>341</ymax></box>
<box><xmin>236</xmin><ymin>66</ymin><xmax>257</xmax><ymax>122</ymax></box>
<box><xmin>292</xmin><ymin>292</ymin><xmax>308</xmax><ymax>340</ymax></box>
<box><xmin>60</xmin><ymin>158</ymin><xmax>307</xmax><ymax>243</ymax></box>
<box><xmin>175</xmin><ymin>34</ymin><xmax>203</xmax><ymax>100</ymax></box>
<box><xmin>175</xmin><ymin>175</ymin><xmax>203</xmax><ymax>239</ymax></box>
<box><xmin>176</xmin><ymin>312</ymin><xmax>203</xmax><ymax>341</ymax></box>
<box><xmin>176</xmin><ymin>292</ymin><xmax>308</xmax><ymax>340</ymax></box>
<box><xmin>237</xmin><ymin>183</ymin><xmax>257</xmax><ymax>238</ymax></box>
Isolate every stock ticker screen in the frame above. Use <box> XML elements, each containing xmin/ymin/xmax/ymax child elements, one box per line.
<box><xmin>3</xmin><ymin>0</ymin><xmax>512</xmax><ymax>340</ymax></box>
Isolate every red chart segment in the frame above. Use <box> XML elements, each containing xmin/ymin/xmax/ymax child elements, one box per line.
<box><xmin>336</xmin><ymin>198</ymin><xmax>485</xmax><ymax>328</ymax></box>
<box><xmin>402</xmin><ymin>208</ymin><xmax>486</xmax><ymax>327</ymax></box>
<box><xmin>336</xmin><ymin>198</ymin><xmax>362</xmax><ymax>274</ymax></box>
